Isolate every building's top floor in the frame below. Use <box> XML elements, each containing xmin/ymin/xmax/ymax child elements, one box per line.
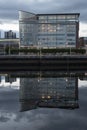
<box><xmin>19</xmin><ymin>10</ymin><xmax>80</xmax><ymax>22</ymax></box>
<box><xmin>37</xmin><ymin>13</ymin><xmax>80</xmax><ymax>16</ymax></box>
<box><xmin>5</xmin><ymin>30</ymin><xmax>16</xmax><ymax>39</ymax></box>
<box><xmin>19</xmin><ymin>10</ymin><xmax>80</xmax><ymax>16</ymax></box>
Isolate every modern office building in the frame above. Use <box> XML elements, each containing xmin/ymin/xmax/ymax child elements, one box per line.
<box><xmin>20</xmin><ymin>76</ymin><xmax>79</xmax><ymax>111</ymax></box>
<box><xmin>5</xmin><ymin>30</ymin><xmax>16</xmax><ymax>39</ymax></box>
<box><xmin>19</xmin><ymin>11</ymin><xmax>80</xmax><ymax>48</ymax></box>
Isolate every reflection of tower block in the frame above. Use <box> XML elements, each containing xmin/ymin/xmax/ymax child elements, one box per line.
<box><xmin>5</xmin><ymin>75</ymin><xmax>16</xmax><ymax>83</ymax></box>
<box><xmin>65</xmin><ymin>77</ymin><xmax>78</xmax><ymax>101</ymax></box>
<box><xmin>37</xmin><ymin>77</ymin><xmax>78</xmax><ymax>108</ymax></box>
<box><xmin>20</xmin><ymin>78</ymin><xmax>39</xmax><ymax>111</ymax></box>
<box><xmin>20</xmin><ymin>77</ymin><xmax>79</xmax><ymax>112</ymax></box>
<box><xmin>0</xmin><ymin>76</ymin><xmax>1</xmax><ymax>82</ymax></box>
<box><xmin>20</xmin><ymin>78</ymin><xmax>39</xmax><ymax>100</ymax></box>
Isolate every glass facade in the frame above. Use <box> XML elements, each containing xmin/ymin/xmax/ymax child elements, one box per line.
<box><xmin>19</xmin><ymin>11</ymin><xmax>38</xmax><ymax>47</ymax></box>
<box><xmin>19</xmin><ymin>11</ymin><xmax>80</xmax><ymax>48</ymax></box>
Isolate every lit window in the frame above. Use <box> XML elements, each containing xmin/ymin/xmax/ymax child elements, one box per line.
<box><xmin>42</xmin><ymin>96</ymin><xmax>45</xmax><ymax>99</ymax></box>
<box><xmin>47</xmin><ymin>96</ymin><xmax>51</xmax><ymax>99</ymax></box>
<box><xmin>66</xmin><ymin>15</ymin><xmax>75</xmax><ymax>19</ymax></box>
<box><xmin>48</xmin><ymin>16</ymin><xmax>56</xmax><ymax>19</ymax></box>
<box><xmin>57</xmin><ymin>15</ymin><xmax>66</xmax><ymax>19</ymax></box>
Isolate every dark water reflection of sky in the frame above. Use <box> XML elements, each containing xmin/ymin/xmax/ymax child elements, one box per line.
<box><xmin>0</xmin><ymin>83</ymin><xmax>87</xmax><ymax>130</ymax></box>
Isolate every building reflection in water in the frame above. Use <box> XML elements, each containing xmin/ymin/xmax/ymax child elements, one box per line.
<box><xmin>20</xmin><ymin>73</ymin><xmax>79</xmax><ymax>111</ymax></box>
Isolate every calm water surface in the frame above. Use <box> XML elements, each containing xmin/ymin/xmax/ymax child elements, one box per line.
<box><xmin>0</xmin><ymin>74</ymin><xmax>87</xmax><ymax>130</ymax></box>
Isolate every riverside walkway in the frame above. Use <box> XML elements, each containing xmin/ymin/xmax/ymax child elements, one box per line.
<box><xmin>0</xmin><ymin>55</ymin><xmax>87</xmax><ymax>73</ymax></box>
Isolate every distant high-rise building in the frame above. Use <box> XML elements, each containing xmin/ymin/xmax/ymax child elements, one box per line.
<box><xmin>0</xmin><ymin>38</ymin><xmax>19</xmax><ymax>55</ymax></box>
<box><xmin>19</xmin><ymin>11</ymin><xmax>80</xmax><ymax>48</ymax></box>
<box><xmin>4</xmin><ymin>30</ymin><xmax>16</xmax><ymax>39</ymax></box>
<box><xmin>79</xmin><ymin>37</ymin><xmax>87</xmax><ymax>48</ymax></box>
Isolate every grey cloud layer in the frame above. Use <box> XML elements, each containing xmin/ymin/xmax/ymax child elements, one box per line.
<box><xmin>0</xmin><ymin>0</ymin><xmax>87</xmax><ymax>23</ymax></box>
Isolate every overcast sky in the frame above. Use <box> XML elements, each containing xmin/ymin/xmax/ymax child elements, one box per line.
<box><xmin>0</xmin><ymin>0</ymin><xmax>87</xmax><ymax>36</ymax></box>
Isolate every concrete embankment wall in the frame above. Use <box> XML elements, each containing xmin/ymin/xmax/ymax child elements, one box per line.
<box><xmin>0</xmin><ymin>55</ymin><xmax>87</xmax><ymax>73</ymax></box>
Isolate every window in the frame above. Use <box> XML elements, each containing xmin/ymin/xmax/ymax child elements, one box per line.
<box><xmin>57</xmin><ymin>15</ymin><xmax>66</xmax><ymax>20</ymax></box>
<box><xmin>66</xmin><ymin>15</ymin><xmax>75</xmax><ymax>20</ymax></box>
<box><xmin>67</xmin><ymin>34</ymin><xmax>75</xmax><ymax>36</ymax></box>
<box><xmin>68</xmin><ymin>42</ymin><xmax>75</xmax><ymax>45</ymax></box>
<box><xmin>48</xmin><ymin>15</ymin><xmax>56</xmax><ymax>19</ymax></box>
<box><xmin>57</xmin><ymin>24</ymin><xmax>66</xmax><ymax>32</ymax></box>
<box><xmin>67</xmin><ymin>38</ymin><xmax>75</xmax><ymax>41</ymax></box>
<box><xmin>67</xmin><ymin>25</ymin><xmax>76</xmax><ymax>32</ymax></box>
<box><xmin>39</xmin><ymin>16</ymin><xmax>47</xmax><ymax>20</ymax></box>
<box><xmin>59</xmin><ymin>42</ymin><xmax>64</xmax><ymax>44</ymax></box>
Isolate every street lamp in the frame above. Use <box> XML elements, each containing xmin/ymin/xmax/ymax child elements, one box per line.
<box><xmin>4</xmin><ymin>44</ymin><xmax>6</xmax><ymax>55</ymax></box>
<box><xmin>65</xmin><ymin>42</ymin><xmax>71</xmax><ymax>55</ymax></box>
<box><xmin>38</xmin><ymin>42</ymin><xmax>41</xmax><ymax>57</ymax></box>
<box><xmin>9</xmin><ymin>42</ymin><xmax>10</xmax><ymax>55</ymax></box>
<box><xmin>69</xmin><ymin>43</ymin><xmax>72</xmax><ymax>55</ymax></box>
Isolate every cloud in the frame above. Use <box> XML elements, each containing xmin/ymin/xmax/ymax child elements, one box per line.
<box><xmin>0</xmin><ymin>0</ymin><xmax>86</xmax><ymax>21</ymax></box>
<box><xmin>0</xmin><ymin>0</ymin><xmax>87</xmax><ymax>36</ymax></box>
